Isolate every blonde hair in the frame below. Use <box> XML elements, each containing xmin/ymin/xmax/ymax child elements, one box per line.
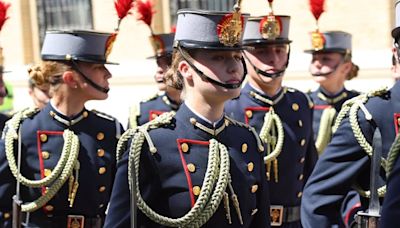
<box><xmin>164</xmin><ymin>49</ymin><xmax>185</xmax><ymax>90</ymax></box>
<box><xmin>28</xmin><ymin>61</ymin><xmax>72</xmax><ymax>92</ymax></box>
<box><xmin>343</xmin><ymin>53</ymin><xmax>359</xmax><ymax>80</ymax></box>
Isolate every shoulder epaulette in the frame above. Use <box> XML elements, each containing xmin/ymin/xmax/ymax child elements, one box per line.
<box><xmin>91</xmin><ymin>109</ymin><xmax>122</xmax><ymax>139</ymax></box>
<box><xmin>141</xmin><ymin>92</ymin><xmax>160</xmax><ymax>103</ymax></box>
<box><xmin>91</xmin><ymin>109</ymin><xmax>116</xmax><ymax>121</ymax></box>
<box><xmin>225</xmin><ymin>116</ymin><xmax>264</xmax><ymax>152</ymax></box>
<box><xmin>128</xmin><ymin>103</ymin><xmax>140</xmax><ymax>129</ymax></box>
<box><xmin>286</xmin><ymin>87</ymin><xmax>314</xmax><ymax>109</ymax></box>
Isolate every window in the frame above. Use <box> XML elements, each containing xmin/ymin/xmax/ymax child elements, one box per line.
<box><xmin>36</xmin><ymin>0</ymin><xmax>94</xmax><ymax>46</ymax></box>
<box><xmin>170</xmin><ymin>0</ymin><xmax>236</xmax><ymax>26</ymax></box>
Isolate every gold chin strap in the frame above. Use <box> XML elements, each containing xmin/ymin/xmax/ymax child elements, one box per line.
<box><xmin>317</xmin><ymin>91</ymin><xmax>348</xmax><ymax>105</ymax></box>
<box><xmin>189</xmin><ymin>117</ymin><xmax>227</xmax><ymax>136</ymax></box>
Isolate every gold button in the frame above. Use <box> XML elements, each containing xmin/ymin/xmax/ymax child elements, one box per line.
<box><xmin>190</xmin><ymin>118</ymin><xmax>197</xmax><ymax>124</ymax></box>
<box><xmin>298</xmin><ymin>120</ymin><xmax>303</xmax><ymax>127</ymax></box>
<box><xmin>300</xmin><ymin>139</ymin><xmax>306</xmax><ymax>146</ymax></box>
<box><xmin>3</xmin><ymin>212</ymin><xmax>10</xmax><ymax>219</ymax></box>
<box><xmin>99</xmin><ymin>204</ymin><xmax>104</xmax><ymax>208</ymax></box>
<box><xmin>251</xmin><ymin>184</ymin><xmax>258</xmax><ymax>193</ymax></box>
<box><xmin>297</xmin><ymin>191</ymin><xmax>303</xmax><ymax>198</ymax></box>
<box><xmin>83</xmin><ymin>111</ymin><xmax>89</xmax><ymax>118</ymax></box>
<box><xmin>242</xmin><ymin>143</ymin><xmax>248</xmax><ymax>153</ymax></box>
<box><xmin>247</xmin><ymin>162</ymin><xmax>254</xmax><ymax>172</ymax></box>
<box><xmin>298</xmin><ymin>174</ymin><xmax>304</xmax><ymax>181</ymax></box>
<box><xmin>292</xmin><ymin>103</ymin><xmax>299</xmax><ymax>111</ymax></box>
<box><xmin>181</xmin><ymin>143</ymin><xmax>189</xmax><ymax>153</ymax></box>
<box><xmin>193</xmin><ymin>186</ymin><xmax>201</xmax><ymax>196</ymax></box>
<box><xmin>49</xmin><ymin>111</ymin><xmax>56</xmax><ymax>117</ymax></box>
<box><xmin>245</xmin><ymin>110</ymin><xmax>253</xmax><ymax>119</ymax></box>
<box><xmin>97</xmin><ymin>132</ymin><xmax>105</xmax><ymax>141</ymax></box>
<box><xmin>187</xmin><ymin>163</ymin><xmax>196</xmax><ymax>173</ymax></box>
<box><xmin>99</xmin><ymin>167</ymin><xmax>106</xmax><ymax>175</ymax></box>
<box><xmin>99</xmin><ymin>186</ymin><xmax>106</xmax><ymax>192</ymax></box>
<box><xmin>151</xmin><ymin>113</ymin><xmax>158</xmax><ymax>119</ymax></box>
<box><xmin>42</xmin><ymin>151</ymin><xmax>50</xmax><ymax>160</ymax></box>
<box><xmin>225</xmin><ymin>119</ymin><xmax>230</xmax><ymax>127</ymax></box>
<box><xmin>299</xmin><ymin>157</ymin><xmax>305</xmax><ymax>163</ymax></box>
<box><xmin>45</xmin><ymin>205</ymin><xmax>54</xmax><ymax>211</ymax></box>
<box><xmin>97</xmin><ymin>149</ymin><xmax>105</xmax><ymax>157</ymax></box>
<box><xmin>40</xmin><ymin>134</ymin><xmax>48</xmax><ymax>142</ymax></box>
<box><xmin>44</xmin><ymin>169</ymin><xmax>52</xmax><ymax>177</ymax></box>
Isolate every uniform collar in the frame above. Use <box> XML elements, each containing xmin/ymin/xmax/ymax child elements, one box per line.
<box><xmin>47</xmin><ymin>102</ymin><xmax>89</xmax><ymax>127</ymax></box>
<box><xmin>317</xmin><ymin>87</ymin><xmax>348</xmax><ymax>104</ymax></box>
<box><xmin>244</xmin><ymin>83</ymin><xmax>286</xmax><ymax>106</ymax></box>
<box><xmin>176</xmin><ymin>103</ymin><xmax>227</xmax><ymax>137</ymax></box>
<box><xmin>162</xmin><ymin>93</ymin><xmax>180</xmax><ymax>110</ymax></box>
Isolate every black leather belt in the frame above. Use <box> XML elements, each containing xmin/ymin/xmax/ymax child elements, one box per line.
<box><xmin>22</xmin><ymin>214</ymin><xmax>103</xmax><ymax>228</ymax></box>
<box><xmin>270</xmin><ymin>205</ymin><xmax>301</xmax><ymax>226</ymax></box>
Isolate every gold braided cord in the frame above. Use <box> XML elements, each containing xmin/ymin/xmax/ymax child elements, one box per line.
<box><xmin>116</xmin><ymin>128</ymin><xmax>137</xmax><ymax>162</ymax></box>
<box><xmin>353</xmin><ymin>185</ymin><xmax>386</xmax><ymax>198</ymax></box>
<box><xmin>4</xmin><ymin>107</ymin><xmax>80</xmax><ymax>212</ymax></box>
<box><xmin>315</xmin><ymin>107</ymin><xmax>337</xmax><ymax>155</ymax></box>
<box><xmin>344</xmin><ymin>87</ymin><xmax>389</xmax><ymax>198</ymax></box>
<box><xmin>126</xmin><ymin>112</ymin><xmax>231</xmax><ymax>227</ymax></box>
<box><xmin>259</xmin><ymin>108</ymin><xmax>284</xmax><ymax>163</ymax></box>
<box><xmin>386</xmin><ymin>134</ymin><xmax>400</xmax><ymax>178</ymax></box>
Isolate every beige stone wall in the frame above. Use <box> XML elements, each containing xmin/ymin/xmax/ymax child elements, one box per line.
<box><xmin>1</xmin><ymin>0</ymin><xmax>397</xmax><ymax>125</ymax></box>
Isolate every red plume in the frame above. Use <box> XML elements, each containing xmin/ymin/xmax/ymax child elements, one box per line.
<box><xmin>114</xmin><ymin>0</ymin><xmax>134</xmax><ymax>20</ymax></box>
<box><xmin>309</xmin><ymin>0</ymin><xmax>325</xmax><ymax>20</ymax></box>
<box><xmin>0</xmin><ymin>1</ymin><xmax>10</xmax><ymax>32</ymax></box>
<box><xmin>135</xmin><ymin>0</ymin><xmax>155</xmax><ymax>27</ymax></box>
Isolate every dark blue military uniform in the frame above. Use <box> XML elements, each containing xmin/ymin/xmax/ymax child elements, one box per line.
<box><xmin>301</xmin><ymin>82</ymin><xmax>400</xmax><ymax>227</ymax></box>
<box><xmin>309</xmin><ymin>87</ymin><xmax>359</xmax><ymax>141</ymax></box>
<box><xmin>309</xmin><ymin>87</ymin><xmax>361</xmax><ymax>227</ymax></box>
<box><xmin>225</xmin><ymin>83</ymin><xmax>318</xmax><ymax>227</ymax></box>
<box><xmin>130</xmin><ymin>92</ymin><xmax>180</xmax><ymax>128</ymax></box>
<box><xmin>0</xmin><ymin>103</ymin><xmax>123</xmax><ymax>227</ymax></box>
<box><xmin>104</xmin><ymin>103</ymin><xmax>270</xmax><ymax>227</ymax></box>
<box><xmin>380</xmin><ymin>148</ymin><xmax>400</xmax><ymax>228</ymax></box>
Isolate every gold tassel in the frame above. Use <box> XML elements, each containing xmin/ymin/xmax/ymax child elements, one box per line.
<box><xmin>223</xmin><ymin>192</ymin><xmax>232</xmax><ymax>224</ymax></box>
<box><xmin>273</xmin><ymin>159</ymin><xmax>279</xmax><ymax>183</ymax></box>
<box><xmin>68</xmin><ymin>175</ymin><xmax>74</xmax><ymax>202</ymax></box>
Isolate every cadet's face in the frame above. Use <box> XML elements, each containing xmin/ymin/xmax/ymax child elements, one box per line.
<box><xmin>189</xmin><ymin>50</ymin><xmax>244</xmax><ymax>101</ymax></box>
<box><xmin>77</xmin><ymin>62</ymin><xmax>112</xmax><ymax>100</ymax></box>
<box><xmin>245</xmin><ymin>44</ymin><xmax>289</xmax><ymax>84</ymax></box>
<box><xmin>154</xmin><ymin>55</ymin><xmax>172</xmax><ymax>91</ymax></box>
<box><xmin>309</xmin><ymin>52</ymin><xmax>346</xmax><ymax>84</ymax></box>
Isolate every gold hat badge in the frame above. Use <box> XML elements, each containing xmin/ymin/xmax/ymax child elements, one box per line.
<box><xmin>260</xmin><ymin>0</ymin><xmax>281</xmax><ymax>39</ymax></box>
<box><xmin>217</xmin><ymin>0</ymin><xmax>244</xmax><ymax>47</ymax></box>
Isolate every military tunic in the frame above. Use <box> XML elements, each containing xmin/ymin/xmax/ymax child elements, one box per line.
<box><xmin>0</xmin><ymin>103</ymin><xmax>123</xmax><ymax>227</ymax></box>
<box><xmin>104</xmin><ymin>103</ymin><xmax>270</xmax><ymax>228</ymax></box>
<box><xmin>309</xmin><ymin>87</ymin><xmax>361</xmax><ymax>226</ymax></box>
<box><xmin>309</xmin><ymin>87</ymin><xmax>359</xmax><ymax>142</ymax></box>
<box><xmin>301</xmin><ymin>82</ymin><xmax>400</xmax><ymax>227</ymax></box>
<box><xmin>380</xmin><ymin>150</ymin><xmax>400</xmax><ymax>228</ymax></box>
<box><xmin>225</xmin><ymin>83</ymin><xmax>318</xmax><ymax>227</ymax></box>
<box><xmin>129</xmin><ymin>92</ymin><xmax>180</xmax><ymax>128</ymax></box>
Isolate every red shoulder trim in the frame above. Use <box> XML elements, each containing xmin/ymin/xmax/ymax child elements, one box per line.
<box><xmin>244</xmin><ymin>106</ymin><xmax>270</xmax><ymax>124</ymax></box>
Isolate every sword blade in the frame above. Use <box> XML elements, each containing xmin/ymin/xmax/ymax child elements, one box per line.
<box><xmin>368</xmin><ymin>128</ymin><xmax>382</xmax><ymax>216</ymax></box>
